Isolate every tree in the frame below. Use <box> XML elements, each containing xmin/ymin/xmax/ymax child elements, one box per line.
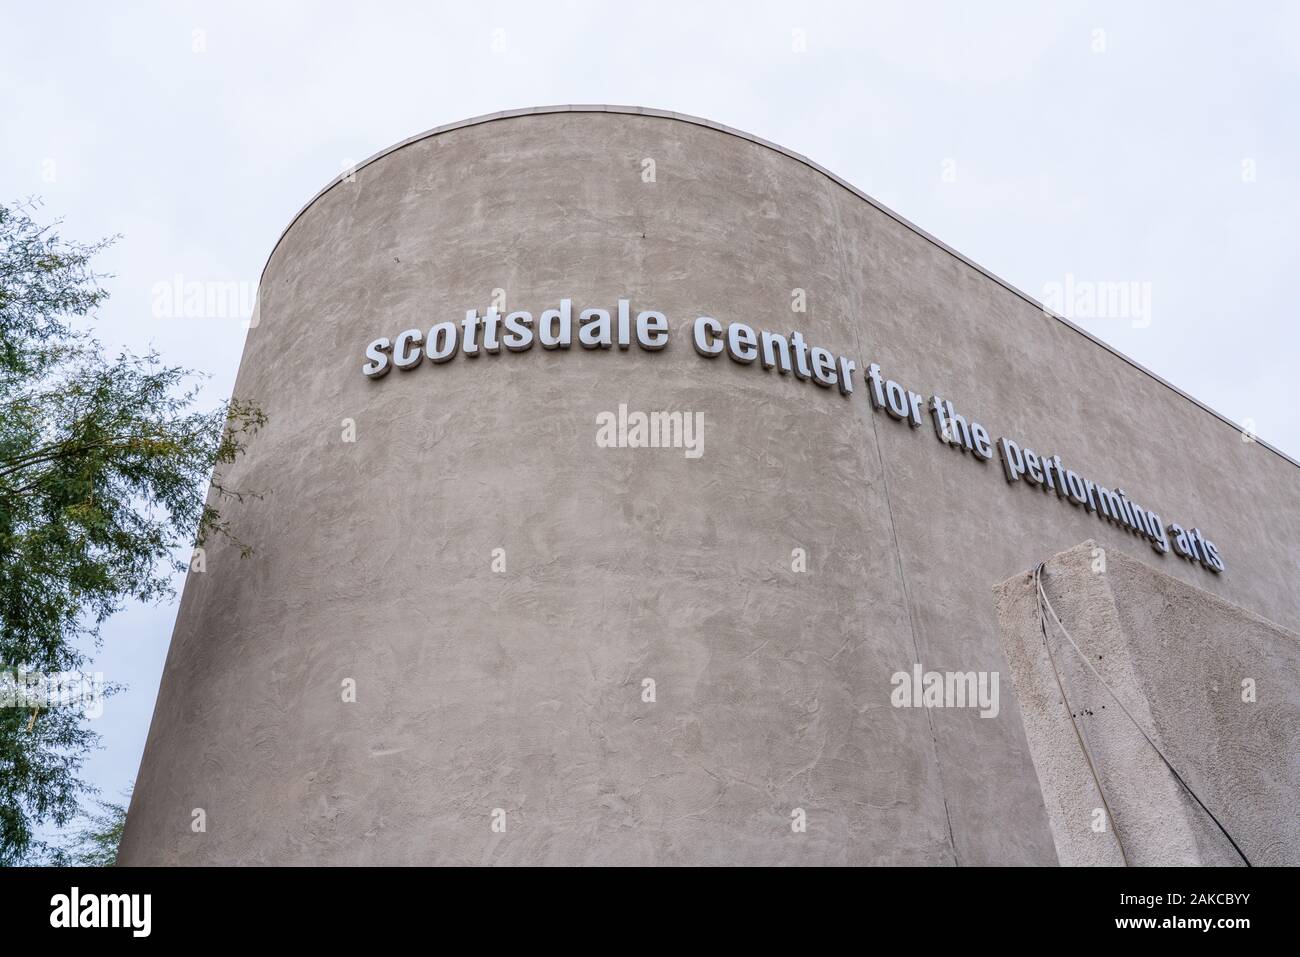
<box><xmin>32</xmin><ymin>787</ymin><xmax>130</xmax><ymax>867</ymax></box>
<box><xmin>0</xmin><ymin>199</ymin><xmax>263</xmax><ymax>865</ymax></box>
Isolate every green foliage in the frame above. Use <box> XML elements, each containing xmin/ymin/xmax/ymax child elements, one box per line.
<box><xmin>0</xmin><ymin>199</ymin><xmax>263</xmax><ymax>865</ymax></box>
<box><xmin>29</xmin><ymin>788</ymin><xmax>130</xmax><ymax>867</ymax></box>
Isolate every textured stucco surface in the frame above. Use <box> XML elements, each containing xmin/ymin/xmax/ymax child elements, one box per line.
<box><xmin>995</xmin><ymin>541</ymin><xmax>1299</xmax><ymax>866</ymax></box>
<box><xmin>119</xmin><ymin>108</ymin><xmax>1300</xmax><ymax>865</ymax></box>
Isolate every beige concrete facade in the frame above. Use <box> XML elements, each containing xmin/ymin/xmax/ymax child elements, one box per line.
<box><xmin>996</xmin><ymin>542</ymin><xmax>1298</xmax><ymax>866</ymax></box>
<box><xmin>119</xmin><ymin>107</ymin><xmax>1300</xmax><ymax>865</ymax></box>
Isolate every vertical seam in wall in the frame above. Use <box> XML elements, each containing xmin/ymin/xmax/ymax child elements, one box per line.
<box><xmin>823</xmin><ymin>177</ymin><xmax>960</xmax><ymax>866</ymax></box>
<box><xmin>867</xmin><ymin>411</ymin><xmax>961</xmax><ymax>867</ymax></box>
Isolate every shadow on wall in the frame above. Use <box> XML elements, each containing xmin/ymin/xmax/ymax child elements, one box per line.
<box><xmin>995</xmin><ymin>540</ymin><xmax>1299</xmax><ymax>867</ymax></box>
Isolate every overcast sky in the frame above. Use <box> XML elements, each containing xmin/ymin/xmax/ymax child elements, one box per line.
<box><xmin>3</xmin><ymin>0</ymin><xmax>1297</xmax><ymax>839</ymax></box>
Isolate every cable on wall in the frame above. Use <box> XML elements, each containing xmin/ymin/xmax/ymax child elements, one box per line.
<box><xmin>1032</xmin><ymin>562</ymin><xmax>1252</xmax><ymax>867</ymax></box>
<box><xmin>1033</xmin><ymin>563</ymin><xmax>1129</xmax><ymax>866</ymax></box>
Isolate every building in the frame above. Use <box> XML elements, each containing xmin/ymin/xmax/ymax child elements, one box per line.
<box><xmin>118</xmin><ymin>107</ymin><xmax>1300</xmax><ymax>866</ymax></box>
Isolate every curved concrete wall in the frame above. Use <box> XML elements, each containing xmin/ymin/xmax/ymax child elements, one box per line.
<box><xmin>119</xmin><ymin>108</ymin><xmax>1300</xmax><ymax>865</ymax></box>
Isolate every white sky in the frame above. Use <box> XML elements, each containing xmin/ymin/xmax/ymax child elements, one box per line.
<box><xmin>3</xmin><ymin>0</ymin><xmax>1297</xmax><ymax>838</ymax></box>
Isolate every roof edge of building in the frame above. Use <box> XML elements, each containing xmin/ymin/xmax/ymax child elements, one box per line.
<box><xmin>258</xmin><ymin>104</ymin><xmax>1299</xmax><ymax>471</ymax></box>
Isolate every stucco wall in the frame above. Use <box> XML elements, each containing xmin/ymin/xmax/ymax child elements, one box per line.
<box><xmin>995</xmin><ymin>541</ymin><xmax>1298</xmax><ymax>866</ymax></box>
<box><xmin>118</xmin><ymin>108</ymin><xmax>1300</xmax><ymax>865</ymax></box>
